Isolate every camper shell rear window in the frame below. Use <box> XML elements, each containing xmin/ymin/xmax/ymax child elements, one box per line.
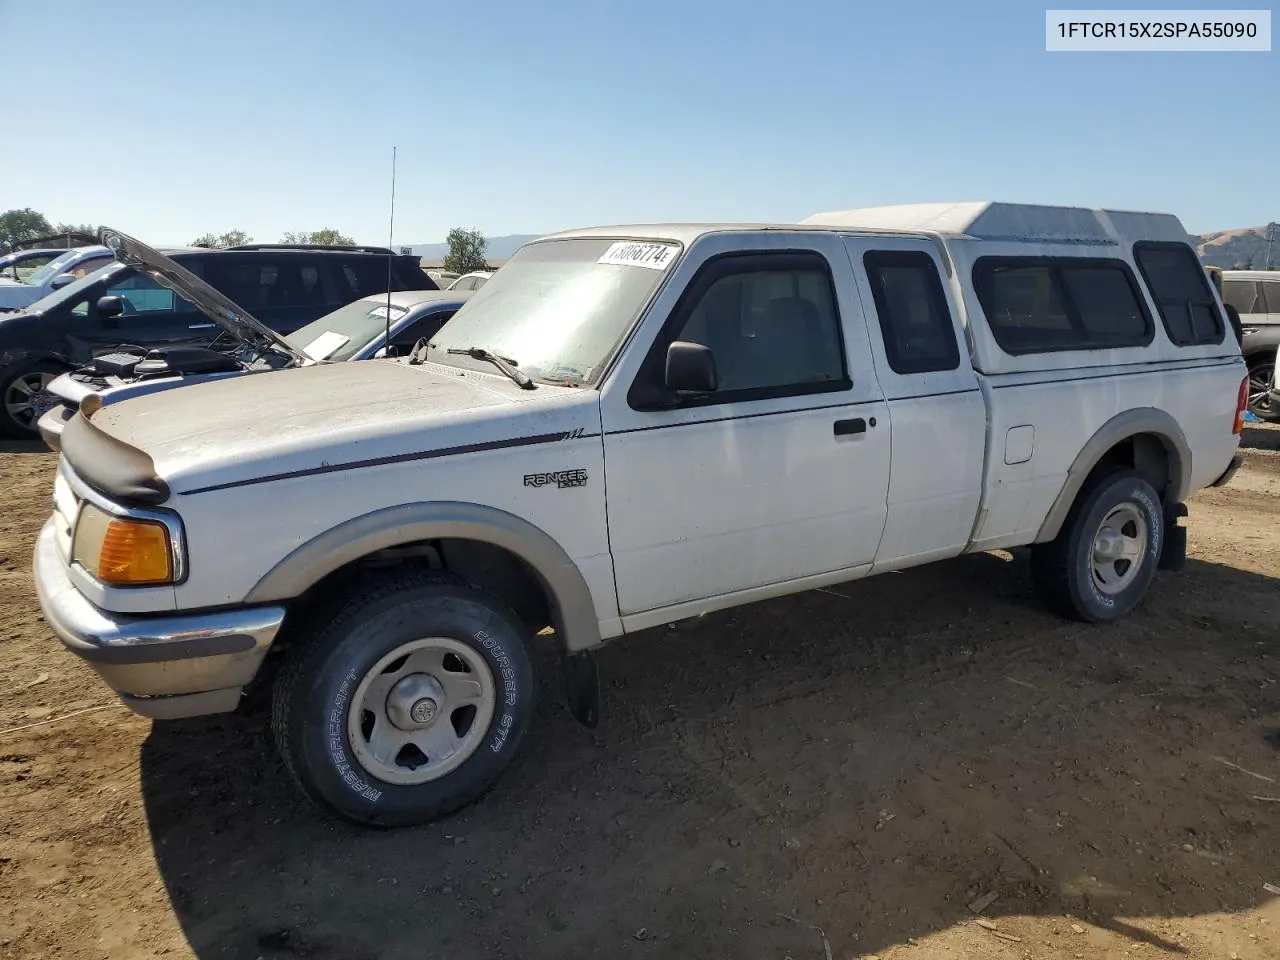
<box><xmin>1132</xmin><ymin>241</ymin><xmax>1225</xmax><ymax>347</ymax></box>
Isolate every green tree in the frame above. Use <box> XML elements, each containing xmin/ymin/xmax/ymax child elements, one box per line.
<box><xmin>191</xmin><ymin>229</ymin><xmax>252</xmax><ymax>249</ymax></box>
<box><xmin>0</xmin><ymin>208</ymin><xmax>54</xmax><ymax>250</ymax></box>
<box><xmin>280</xmin><ymin>228</ymin><xmax>355</xmax><ymax>245</ymax></box>
<box><xmin>442</xmin><ymin>227</ymin><xmax>489</xmax><ymax>274</ymax></box>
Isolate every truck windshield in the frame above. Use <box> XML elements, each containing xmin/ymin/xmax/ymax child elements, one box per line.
<box><xmin>426</xmin><ymin>237</ymin><xmax>681</xmax><ymax>386</ymax></box>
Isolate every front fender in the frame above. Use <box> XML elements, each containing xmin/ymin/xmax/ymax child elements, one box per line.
<box><xmin>243</xmin><ymin>500</ymin><xmax>603</xmax><ymax>653</ymax></box>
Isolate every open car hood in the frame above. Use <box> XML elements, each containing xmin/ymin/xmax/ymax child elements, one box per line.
<box><xmin>99</xmin><ymin>227</ymin><xmax>310</xmax><ymax>365</ymax></box>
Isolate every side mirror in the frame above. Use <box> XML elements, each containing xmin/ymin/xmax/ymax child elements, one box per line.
<box><xmin>50</xmin><ymin>273</ymin><xmax>76</xmax><ymax>290</ymax></box>
<box><xmin>97</xmin><ymin>295</ymin><xmax>125</xmax><ymax>320</ymax></box>
<box><xmin>664</xmin><ymin>340</ymin><xmax>718</xmax><ymax>394</ymax></box>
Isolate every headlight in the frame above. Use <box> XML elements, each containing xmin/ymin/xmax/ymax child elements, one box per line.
<box><xmin>72</xmin><ymin>502</ymin><xmax>177</xmax><ymax>585</ymax></box>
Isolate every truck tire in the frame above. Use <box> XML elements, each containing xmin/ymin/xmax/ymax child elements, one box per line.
<box><xmin>0</xmin><ymin>360</ymin><xmax>62</xmax><ymax>439</ymax></box>
<box><xmin>271</xmin><ymin>571</ymin><xmax>536</xmax><ymax>827</ymax></box>
<box><xmin>1030</xmin><ymin>469</ymin><xmax>1164</xmax><ymax>623</ymax></box>
<box><xmin>1247</xmin><ymin>356</ymin><xmax>1279</xmax><ymax>423</ymax></box>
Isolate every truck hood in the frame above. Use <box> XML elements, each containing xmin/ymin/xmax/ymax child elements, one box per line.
<box><xmin>99</xmin><ymin>227</ymin><xmax>309</xmax><ymax>364</ymax></box>
<box><xmin>81</xmin><ymin>360</ymin><xmax>591</xmax><ymax>496</ymax></box>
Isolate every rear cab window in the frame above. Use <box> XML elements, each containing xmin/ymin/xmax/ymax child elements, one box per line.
<box><xmin>972</xmin><ymin>256</ymin><xmax>1153</xmax><ymax>354</ymax></box>
<box><xmin>863</xmin><ymin>250</ymin><xmax>960</xmax><ymax>373</ymax></box>
<box><xmin>1132</xmin><ymin>242</ymin><xmax>1224</xmax><ymax>346</ymax></box>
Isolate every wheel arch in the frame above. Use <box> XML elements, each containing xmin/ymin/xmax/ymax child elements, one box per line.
<box><xmin>1034</xmin><ymin>408</ymin><xmax>1190</xmax><ymax>544</ymax></box>
<box><xmin>244</xmin><ymin>501</ymin><xmax>603</xmax><ymax>653</ymax></box>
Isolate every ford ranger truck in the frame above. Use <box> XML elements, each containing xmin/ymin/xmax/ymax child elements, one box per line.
<box><xmin>34</xmin><ymin>203</ymin><xmax>1247</xmax><ymax>827</ymax></box>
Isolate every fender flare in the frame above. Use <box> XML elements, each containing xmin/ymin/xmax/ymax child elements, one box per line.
<box><xmin>1034</xmin><ymin>408</ymin><xmax>1191</xmax><ymax>544</ymax></box>
<box><xmin>243</xmin><ymin>501</ymin><xmax>603</xmax><ymax>652</ymax></box>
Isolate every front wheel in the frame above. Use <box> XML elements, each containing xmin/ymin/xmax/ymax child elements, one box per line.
<box><xmin>272</xmin><ymin>572</ymin><xmax>536</xmax><ymax>827</ymax></box>
<box><xmin>0</xmin><ymin>361</ymin><xmax>63</xmax><ymax>438</ymax></box>
<box><xmin>1030</xmin><ymin>469</ymin><xmax>1164</xmax><ymax>623</ymax></box>
<box><xmin>1247</xmin><ymin>357</ymin><xmax>1279</xmax><ymax>423</ymax></box>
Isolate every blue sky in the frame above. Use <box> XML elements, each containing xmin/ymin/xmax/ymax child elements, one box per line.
<box><xmin>2</xmin><ymin>0</ymin><xmax>1275</xmax><ymax>244</ymax></box>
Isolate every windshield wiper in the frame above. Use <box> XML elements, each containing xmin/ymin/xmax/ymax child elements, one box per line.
<box><xmin>446</xmin><ymin>346</ymin><xmax>536</xmax><ymax>390</ymax></box>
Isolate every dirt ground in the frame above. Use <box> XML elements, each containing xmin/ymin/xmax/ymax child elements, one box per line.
<box><xmin>1</xmin><ymin>428</ymin><xmax>1279</xmax><ymax>960</ymax></box>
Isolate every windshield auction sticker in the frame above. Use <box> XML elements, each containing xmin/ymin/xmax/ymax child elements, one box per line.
<box><xmin>598</xmin><ymin>241</ymin><xmax>679</xmax><ymax>270</ymax></box>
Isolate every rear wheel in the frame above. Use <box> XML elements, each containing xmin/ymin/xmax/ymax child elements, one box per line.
<box><xmin>1247</xmin><ymin>357</ymin><xmax>1279</xmax><ymax>423</ymax></box>
<box><xmin>1030</xmin><ymin>469</ymin><xmax>1164</xmax><ymax>623</ymax></box>
<box><xmin>0</xmin><ymin>361</ymin><xmax>63</xmax><ymax>438</ymax></box>
<box><xmin>271</xmin><ymin>571</ymin><xmax>536</xmax><ymax>827</ymax></box>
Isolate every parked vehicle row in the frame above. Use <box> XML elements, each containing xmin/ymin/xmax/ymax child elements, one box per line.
<box><xmin>36</xmin><ymin>232</ymin><xmax>469</xmax><ymax>450</ymax></box>
<box><xmin>0</xmin><ymin>245</ymin><xmax>117</xmax><ymax>314</ymax></box>
<box><xmin>0</xmin><ymin>240</ymin><xmax>436</xmax><ymax>437</ymax></box>
<box><xmin>31</xmin><ymin>202</ymin><xmax>1246</xmax><ymax>828</ymax></box>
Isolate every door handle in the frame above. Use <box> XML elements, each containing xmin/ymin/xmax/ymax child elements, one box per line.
<box><xmin>834</xmin><ymin>418</ymin><xmax>866</xmax><ymax>436</ymax></box>
<box><xmin>188</xmin><ymin>323</ymin><xmax>217</xmax><ymax>329</ymax></box>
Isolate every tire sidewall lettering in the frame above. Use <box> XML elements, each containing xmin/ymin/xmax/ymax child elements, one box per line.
<box><xmin>474</xmin><ymin>628</ymin><xmax>520</xmax><ymax>752</ymax></box>
<box><xmin>325</xmin><ymin>667</ymin><xmax>384</xmax><ymax>803</ymax></box>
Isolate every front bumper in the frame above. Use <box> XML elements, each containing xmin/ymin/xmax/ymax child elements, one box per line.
<box><xmin>33</xmin><ymin>519</ymin><xmax>285</xmax><ymax>719</ymax></box>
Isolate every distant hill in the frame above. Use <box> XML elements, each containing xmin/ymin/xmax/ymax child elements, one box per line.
<box><xmin>406</xmin><ymin>234</ymin><xmax>543</xmax><ymax>261</ymax></box>
<box><xmin>1196</xmin><ymin>224</ymin><xmax>1278</xmax><ymax>269</ymax></box>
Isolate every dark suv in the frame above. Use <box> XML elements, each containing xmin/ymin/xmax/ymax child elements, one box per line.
<box><xmin>0</xmin><ymin>242</ymin><xmax>434</xmax><ymax>437</ymax></box>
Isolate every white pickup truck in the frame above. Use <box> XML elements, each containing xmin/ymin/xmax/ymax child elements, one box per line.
<box><xmin>34</xmin><ymin>202</ymin><xmax>1248</xmax><ymax>827</ymax></box>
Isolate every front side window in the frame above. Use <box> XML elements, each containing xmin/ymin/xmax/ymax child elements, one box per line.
<box><xmin>68</xmin><ymin>268</ymin><xmax>195</xmax><ymax>317</ymax></box>
<box><xmin>863</xmin><ymin>250</ymin><xmax>960</xmax><ymax>374</ymax></box>
<box><xmin>425</xmin><ymin>238</ymin><xmax>677</xmax><ymax>386</ymax></box>
<box><xmin>1132</xmin><ymin>242</ymin><xmax>1223</xmax><ymax>346</ymax></box>
<box><xmin>973</xmin><ymin>257</ymin><xmax>1153</xmax><ymax>354</ymax></box>
<box><xmin>648</xmin><ymin>251</ymin><xmax>848</xmax><ymax>400</ymax></box>
<box><xmin>66</xmin><ymin>254</ymin><xmax>114</xmax><ymax>281</ymax></box>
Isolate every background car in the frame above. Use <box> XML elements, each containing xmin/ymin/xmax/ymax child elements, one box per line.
<box><xmin>37</xmin><ymin>232</ymin><xmax>471</xmax><ymax>451</ymax></box>
<box><xmin>426</xmin><ymin>269</ymin><xmax>460</xmax><ymax>287</ymax></box>
<box><xmin>0</xmin><ymin>239</ymin><xmax>435</xmax><ymax>437</ymax></box>
<box><xmin>447</xmin><ymin>270</ymin><xmax>493</xmax><ymax>291</ymax></box>
<box><xmin>0</xmin><ymin>248</ymin><xmax>67</xmax><ymax>283</ymax></box>
<box><xmin>0</xmin><ymin>245</ymin><xmax>117</xmax><ymax>313</ymax></box>
<box><xmin>1221</xmin><ymin>269</ymin><xmax>1280</xmax><ymax>421</ymax></box>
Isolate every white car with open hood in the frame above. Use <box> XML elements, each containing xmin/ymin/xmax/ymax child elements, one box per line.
<box><xmin>33</xmin><ymin>202</ymin><xmax>1247</xmax><ymax>827</ymax></box>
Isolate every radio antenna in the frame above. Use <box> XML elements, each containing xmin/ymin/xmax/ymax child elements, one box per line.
<box><xmin>385</xmin><ymin>145</ymin><xmax>397</xmax><ymax>357</ymax></box>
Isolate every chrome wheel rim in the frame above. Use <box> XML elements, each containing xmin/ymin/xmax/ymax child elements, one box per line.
<box><xmin>4</xmin><ymin>370</ymin><xmax>58</xmax><ymax>429</ymax></box>
<box><xmin>1090</xmin><ymin>502</ymin><xmax>1148</xmax><ymax>595</ymax></box>
<box><xmin>347</xmin><ymin>637</ymin><xmax>496</xmax><ymax>786</ymax></box>
<box><xmin>1248</xmin><ymin>363</ymin><xmax>1274</xmax><ymax>416</ymax></box>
